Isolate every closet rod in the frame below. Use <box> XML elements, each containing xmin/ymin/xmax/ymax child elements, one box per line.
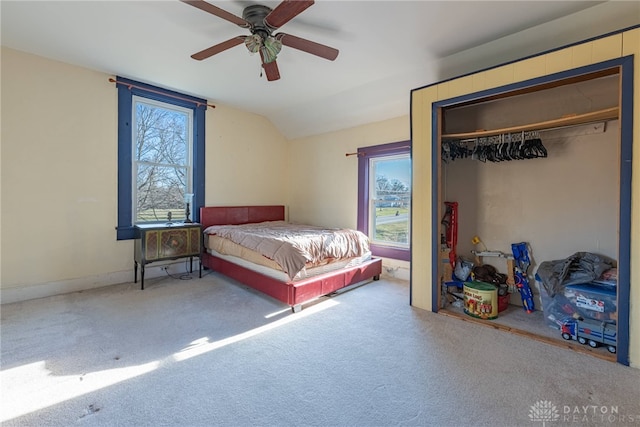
<box><xmin>441</xmin><ymin>107</ymin><xmax>618</xmax><ymax>140</ymax></box>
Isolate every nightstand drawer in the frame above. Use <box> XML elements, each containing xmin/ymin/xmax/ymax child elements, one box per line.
<box><xmin>156</xmin><ymin>227</ymin><xmax>200</xmax><ymax>259</ymax></box>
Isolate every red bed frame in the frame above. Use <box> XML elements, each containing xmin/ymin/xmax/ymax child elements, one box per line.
<box><xmin>200</xmin><ymin>205</ymin><xmax>382</xmax><ymax>311</ymax></box>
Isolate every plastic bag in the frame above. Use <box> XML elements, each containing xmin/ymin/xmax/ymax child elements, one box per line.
<box><xmin>454</xmin><ymin>257</ymin><xmax>474</xmax><ymax>281</ymax></box>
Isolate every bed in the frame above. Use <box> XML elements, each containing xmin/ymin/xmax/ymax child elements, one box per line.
<box><xmin>200</xmin><ymin>205</ymin><xmax>382</xmax><ymax>312</ymax></box>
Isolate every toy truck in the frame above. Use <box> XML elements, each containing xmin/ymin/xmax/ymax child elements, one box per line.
<box><xmin>560</xmin><ymin>318</ymin><xmax>617</xmax><ymax>353</ymax></box>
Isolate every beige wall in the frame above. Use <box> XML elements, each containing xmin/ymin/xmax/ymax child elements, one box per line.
<box><xmin>411</xmin><ymin>29</ymin><xmax>640</xmax><ymax>367</ymax></box>
<box><xmin>205</xmin><ymin>104</ymin><xmax>289</xmax><ymax>207</ymax></box>
<box><xmin>1</xmin><ymin>47</ymin><xmax>123</xmax><ymax>295</ymax></box>
<box><xmin>0</xmin><ymin>47</ymin><xmax>288</xmax><ymax>302</ymax></box>
<box><xmin>288</xmin><ymin>116</ymin><xmax>408</xmax><ymax>227</ymax></box>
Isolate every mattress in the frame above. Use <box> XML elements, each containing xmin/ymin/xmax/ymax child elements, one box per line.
<box><xmin>203</xmin><ymin>221</ymin><xmax>371</xmax><ymax>279</ymax></box>
<box><xmin>206</xmin><ymin>247</ymin><xmax>372</xmax><ymax>282</ymax></box>
<box><xmin>206</xmin><ymin>234</ymin><xmax>345</xmax><ymax>269</ymax></box>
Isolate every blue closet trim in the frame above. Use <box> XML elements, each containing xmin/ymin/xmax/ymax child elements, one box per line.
<box><xmin>617</xmin><ymin>56</ymin><xmax>633</xmax><ymax>365</ymax></box>
<box><xmin>428</xmin><ymin>56</ymin><xmax>633</xmax><ymax>365</ymax></box>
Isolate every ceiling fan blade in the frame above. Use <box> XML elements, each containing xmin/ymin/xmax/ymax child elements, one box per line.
<box><xmin>181</xmin><ymin>0</ymin><xmax>249</xmax><ymax>28</ymax></box>
<box><xmin>264</xmin><ymin>0</ymin><xmax>314</xmax><ymax>29</ymax></box>
<box><xmin>276</xmin><ymin>33</ymin><xmax>338</xmax><ymax>61</ymax></box>
<box><xmin>260</xmin><ymin>51</ymin><xmax>281</xmax><ymax>81</ymax></box>
<box><xmin>191</xmin><ymin>36</ymin><xmax>246</xmax><ymax>60</ymax></box>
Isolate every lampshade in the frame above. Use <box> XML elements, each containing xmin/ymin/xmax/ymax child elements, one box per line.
<box><xmin>244</xmin><ymin>34</ymin><xmax>262</xmax><ymax>53</ymax></box>
<box><xmin>261</xmin><ymin>36</ymin><xmax>282</xmax><ymax>63</ymax></box>
<box><xmin>244</xmin><ymin>34</ymin><xmax>282</xmax><ymax>63</ymax></box>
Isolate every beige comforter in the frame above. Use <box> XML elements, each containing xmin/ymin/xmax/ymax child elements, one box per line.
<box><xmin>203</xmin><ymin>221</ymin><xmax>370</xmax><ymax>279</ymax></box>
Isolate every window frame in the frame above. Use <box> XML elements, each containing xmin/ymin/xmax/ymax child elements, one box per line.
<box><xmin>132</xmin><ymin>96</ymin><xmax>194</xmax><ymax>224</ymax></box>
<box><xmin>116</xmin><ymin>77</ymin><xmax>206</xmax><ymax>240</ymax></box>
<box><xmin>357</xmin><ymin>140</ymin><xmax>411</xmax><ymax>261</ymax></box>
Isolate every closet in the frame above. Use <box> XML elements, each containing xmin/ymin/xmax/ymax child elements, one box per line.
<box><xmin>410</xmin><ymin>27</ymin><xmax>638</xmax><ymax>366</ymax></box>
<box><xmin>437</xmin><ymin>70</ymin><xmax>622</xmax><ymax>362</ymax></box>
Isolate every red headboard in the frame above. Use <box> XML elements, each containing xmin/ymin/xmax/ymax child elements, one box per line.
<box><xmin>200</xmin><ymin>205</ymin><xmax>285</xmax><ymax>227</ymax></box>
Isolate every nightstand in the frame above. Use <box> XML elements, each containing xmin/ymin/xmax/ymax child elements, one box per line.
<box><xmin>134</xmin><ymin>223</ymin><xmax>202</xmax><ymax>289</ymax></box>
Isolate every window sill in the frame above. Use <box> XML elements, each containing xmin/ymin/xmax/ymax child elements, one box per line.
<box><xmin>371</xmin><ymin>244</ymin><xmax>410</xmax><ymax>261</ymax></box>
<box><xmin>116</xmin><ymin>226</ymin><xmax>136</xmax><ymax>241</ymax></box>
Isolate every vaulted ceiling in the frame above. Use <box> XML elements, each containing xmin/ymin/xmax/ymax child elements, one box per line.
<box><xmin>2</xmin><ymin>1</ymin><xmax>639</xmax><ymax>139</ymax></box>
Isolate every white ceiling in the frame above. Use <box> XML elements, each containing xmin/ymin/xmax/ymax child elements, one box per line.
<box><xmin>2</xmin><ymin>1</ymin><xmax>639</xmax><ymax>139</ymax></box>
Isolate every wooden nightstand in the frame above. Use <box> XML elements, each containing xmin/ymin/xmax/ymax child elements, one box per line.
<box><xmin>134</xmin><ymin>223</ymin><xmax>202</xmax><ymax>289</ymax></box>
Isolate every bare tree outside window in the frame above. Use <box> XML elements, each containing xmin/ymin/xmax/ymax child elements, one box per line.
<box><xmin>133</xmin><ymin>98</ymin><xmax>193</xmax><ymax>223</ymax></box>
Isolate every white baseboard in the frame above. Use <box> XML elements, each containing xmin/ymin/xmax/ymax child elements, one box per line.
<box><xmin>0</xmin><ymin>260</ymin><xmax>197</xmax><ymax>304</ymax></box>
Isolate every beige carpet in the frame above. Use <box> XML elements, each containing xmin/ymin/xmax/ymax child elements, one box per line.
<box><xmin>1</xmin><ymin>271</ymin><xmax>639</xmax><ymax>426</ymax></box>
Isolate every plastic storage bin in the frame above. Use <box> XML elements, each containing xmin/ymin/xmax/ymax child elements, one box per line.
<box><xmin>540</xmin><ymin>285</ymin><xmax>572</xmax><ymax>329</ymax></box>
<box><xmin>539</xmin><ymin>281</ymin><xmax>617</xmax><ymax>329</ymax></box>
<box><xmin>564</xmin><ymin>283</ymin><xmax>617</xmax><ymax>322</ymax></box>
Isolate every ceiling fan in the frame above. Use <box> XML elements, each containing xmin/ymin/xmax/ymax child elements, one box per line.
<box><xmin>181</xmin><ymin>0</ymin><xmax>339</xmax><ymax>81</ymax></box>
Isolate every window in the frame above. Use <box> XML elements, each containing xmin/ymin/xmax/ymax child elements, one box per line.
<box><xmin>357</xmin><ymin>141</ymin><xmax>411</xmax><ymax>260</ymax></box>
<box><xmin>133</xmin><ymin>97</ymin><xmax>193</xmax><ymax>223</ymax></box>
<box><xmin>116</xmin><ymin>77</ymin><xmax>206</xmax><ymax>240</ymax></box>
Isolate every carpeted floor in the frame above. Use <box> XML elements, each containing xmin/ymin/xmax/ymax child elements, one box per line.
<box><xmin>1</xmin><ymin>271</ymin><xmax>639</xmax><ymax>426</ymax></box>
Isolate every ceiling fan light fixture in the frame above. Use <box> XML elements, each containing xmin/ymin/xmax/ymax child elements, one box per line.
<box><xmin>261</xmin><ymin>36</ymin><xmax>282</xmax><ymax>63</ymax></box>
<box><xmin>244</xmin><ymin>34</ymin><xmax>262</xmax><ymax>53</ymax></box>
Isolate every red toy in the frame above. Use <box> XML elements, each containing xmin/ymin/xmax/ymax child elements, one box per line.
<box><xmin>441</xmin><ymin>202</ymin><xmax>458</xmax><ymax>267</ymax></box>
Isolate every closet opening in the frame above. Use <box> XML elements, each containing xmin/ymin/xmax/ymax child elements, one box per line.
<box><xmin>432</xmin><ymin>63</ymin><xmax>631</xmax><ymax>365</ymax></box>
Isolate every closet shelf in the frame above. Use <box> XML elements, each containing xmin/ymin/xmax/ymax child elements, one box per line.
<box><xmin>441</xmin><ymin>107</ymin><xmax>619</xmax><ymax>140</ymax></box>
